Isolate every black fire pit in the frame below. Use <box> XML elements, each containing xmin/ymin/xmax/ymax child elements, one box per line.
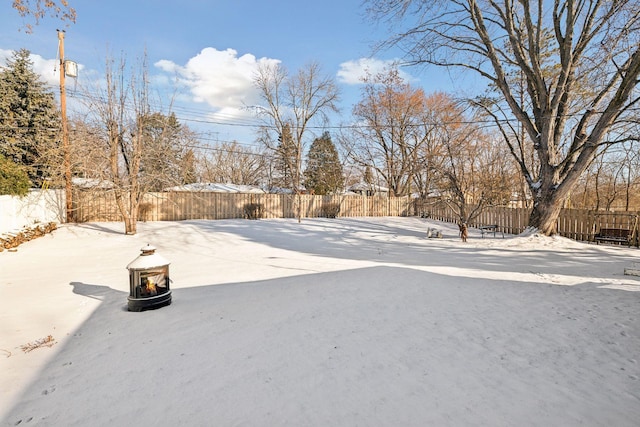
<box><xmin>126</xmin><ymin>244</ymin><xmax>172</xmax><ymax>312</ymax></box>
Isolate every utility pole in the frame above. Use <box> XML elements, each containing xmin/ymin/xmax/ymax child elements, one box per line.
<box><xmin>58</xmin><ymin>30</ymin><xmax>73</xmax><ymax>222</ymax></box>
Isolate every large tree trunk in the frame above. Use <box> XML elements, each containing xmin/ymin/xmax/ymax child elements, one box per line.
<box><xmin>124</xmin><ymin>215</ymin><xmax>137</xmax><ymax>235</ymax></box>
<box><xmin>112</xmin><ymin>190</ymin><xmax>137</xmax><ymax>235</ymax></box>
<box><xmin>528</xmin><ymin>195</ymin><xmax>563</xmax><ymax>235</ymax></box>
<box><xmin>528</xmin><ymin>171</ymin><xmax>576</xmax><ymax>235</ymax></box>
<box><xmin>123</xmin><ymin>189</ymin><xmax>140</xmax><ymax>235</ymax></box>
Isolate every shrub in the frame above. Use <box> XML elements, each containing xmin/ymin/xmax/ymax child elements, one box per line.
<box><xmin>244</xmin><ymin>203</ymin><xmax>264</xmax><ymax>220</ymax></box>
<box><xmin>0</xmin><ymin>155</ymin><xmax>31</xmax><ymax>196</ymax></box>
<box><xmin>321</xmin><ymin>202</ymin><xmax>340</xmax><ymax>218</ymax></box>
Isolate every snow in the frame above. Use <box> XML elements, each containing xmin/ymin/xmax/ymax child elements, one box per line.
<box><xmin>71</xmin><ymin>177</ymin><xmax>114</xmax><ymax>190</ymax></box>
<box><xmin>1</xmin><ymin>217</ymin><xmax>639</xmax><ymax>426</ymax></box>
<box><xmin>163</xmin><ymin>183</ymin><xmax>265</xmax><ymax>193</ymax></box>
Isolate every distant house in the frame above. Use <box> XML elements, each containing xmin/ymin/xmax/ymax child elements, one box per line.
<box><xmin>346</xmin><ymin>182</ymin><xmax>389</xmax><ymax>197</ymax></box>
<box><xmin>266</xmin><ymin>186</ymin><xmax>294</xmax><ymax>195</ymax></box>
<box><xmin>264</xmin><ymin>185</ymin><xmax>313</xmax><ymax>195</ymax></box>
<box><xmin>72</xmin><ymin>177</ymin><xmax>114</xmax><ymax>190</ymax></box>
<box><xmin>163</xmin><ymin>183</ymin><xmax>265</xmax><ymax>194</ymax></box>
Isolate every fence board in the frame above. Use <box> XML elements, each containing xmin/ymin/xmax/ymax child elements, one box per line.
<box><xmin>414</xmin><ymin>200</ymin><xmax>638</xmax><ymax>246</ymax></box>
<box><xmin>73</xmin><ymin>191</ymin><xmax>638</xmax><ymax>246</ymax></box>
<box><xmin>74</xmin><ymin>191</ymin><xmax>413</xmax><ymax>223</ymax></box>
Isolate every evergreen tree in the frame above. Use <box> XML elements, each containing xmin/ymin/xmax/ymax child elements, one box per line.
<box><xmin>0</xmin><ymin>49</ymin><xmax>60</xmax><ymax>186</ymax></box>
<box><xmin>274</xmin><ymin>122</ymin><xmax>297</xmax><ymax>190</ymax></box>
<box><xmin>138</xmin><ymin>112</ymin><xmax>188</xmax><ymax>191</ymax></box>
<box><xmin>179</xmin><ymin>148</ymin><xmax>198</xmax><ymax>185</ymax></box>
<box><xmin>304</xmin><ymin>131</ymin><xmax>344</xmax><ymax>195</ymax></box>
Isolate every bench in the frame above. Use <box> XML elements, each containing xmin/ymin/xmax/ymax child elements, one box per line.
<box><xmin>479</xmin><ymin>225</ymin><xmax>504</xmax><ymax>239</ymax></box>
<box><xmin>594</xmin><ymin>228</ymin><xmax>632</xmax><ymax>245</ymax></box>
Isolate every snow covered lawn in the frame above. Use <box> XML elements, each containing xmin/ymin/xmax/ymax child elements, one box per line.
<box><xmin>1</xmin><ymin>217</ymin><xmax>639</xmax><ymax>426</ymax></box>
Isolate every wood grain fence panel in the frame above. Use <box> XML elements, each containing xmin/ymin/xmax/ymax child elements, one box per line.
<box><xmin>73</xmin><ymin>191</ymin><xmax>636</xmax><ymax>245</ymax></box>
<box><xmin>163</xmin><ymin>192</ymin><xmax>173</xmax><ymax>221</ymax></box>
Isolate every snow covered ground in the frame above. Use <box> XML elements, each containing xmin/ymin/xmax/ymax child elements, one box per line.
<box><xmin>1</xmin><ymin>217</ymin><xmax>639</xmax><ymax>426</ymax></box>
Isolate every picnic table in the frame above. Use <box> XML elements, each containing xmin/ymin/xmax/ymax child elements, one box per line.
<box><xmin>479</xmin><ymin>225</ymin><xmax>504</xmax><ymax>239</ymax></box>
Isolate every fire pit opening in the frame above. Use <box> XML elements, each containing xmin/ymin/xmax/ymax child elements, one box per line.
<box><xmin>127</xmin><ymin>244</ymin><xmax>172</xmax><ymax>312</ymax></box>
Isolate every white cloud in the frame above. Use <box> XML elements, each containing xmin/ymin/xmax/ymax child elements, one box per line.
<box><xmin>1</xmin><ymin>48</ymin><xmax>85</xmax><ymax>88</ymax></box>
<box><xmin>155</xmin><ymin>47</ymin><xmax>280</xmax><ymax>122</ymax></box>
<box><xmin>30</xmin><ymin>53</ymin><xmax>60</xmax><ymax>86</ymax></box>
<box><xmin>0</xmin><ymin>48</ymin><xmax>58</xmax><ymax>85</ymax></box>
<box><xmin>0</xmin><ymin>49</ymin><xmax>11</xmax><ymax>67</ymax></box>
<box><xmin>337</xmin><ymin>58</ymin><xmax>414</xmax><ymax>85</ymax></box>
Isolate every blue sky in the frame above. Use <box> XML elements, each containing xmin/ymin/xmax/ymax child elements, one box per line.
<box><xmin>1</xmin><ymin>1</ymin><xmax>476</xmax><ymax>145</ymax></box>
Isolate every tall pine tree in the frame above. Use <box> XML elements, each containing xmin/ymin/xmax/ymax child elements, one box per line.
<box><xmin>304</xmin><ymin>131</ymin><xmax>343</xmax><ymax>195</ymax></box>
<box><xmin>0</xmin><ymin>49</ymin><xmax>60</xmax><ymax>186</ymax></box>
<box><xmin>274</xmin><ymin>122</ymin><xmax>297</xmax><ymax>190</ymax></box>
<box><xmin>138</xmin><ymin>112</ymin><xmax>191</xmax><ymax>191</ymax></box>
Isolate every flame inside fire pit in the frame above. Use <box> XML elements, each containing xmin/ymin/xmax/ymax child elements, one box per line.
<box><xmin>140</xmin><ymin>271</ymin><xmax>166</xmax><ymax>297</ymax></box>
<box><xmin>146</xmin><ymin>279</ymin><xmax>157</xmax><ymax>295</ymax></box>
<box><xmin>127</xmin><ymin>245</ymin><xmax>172</xmax><ymax>311</ymax></box>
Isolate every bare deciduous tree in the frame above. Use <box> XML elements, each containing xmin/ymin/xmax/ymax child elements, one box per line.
<box><xmin>368</xmin><ymin>0</ymin><xmax>640</xmax><ymax>235</ymax></box>
<box><xmin>11</xmin><ymin>0</ymin><xmax>76</xmax><ymax>32</ymax></box>
<box><xmin>412</xmin><ymin>93</ymin><xmax>449</xmax><ymax>200</ymax></box>
<box><xmin>252</xmin><ymin>61</ymin><xmax>340</xmax><ymax>221</ymax></box>
<box><xmin>80</xmin><ymin>54</ymin><xmax>195</xmax><ymax>234</ymax></box>
<box><xmin>102</xmin><ymin>55</ymin><xmax>146</xmax><ymax>234</ymax></box>
<box><xmin>199</xmin><ymin>141</ymin><xmax>267</xmax><ymax>186</ymax></box>
<box><xmin>585</xmin><ymin>143</ymin><xmax>640</xmax><ymax>211</ymax></box>
<box><xmin>429</xmin><ymin>95</ymin><xmax>515</xmax><ymax>224</ymax></box>
<box><xmin>345</xmin><ymin>68</ymin><xmax>428</xmax><ymax>197</ymax></box>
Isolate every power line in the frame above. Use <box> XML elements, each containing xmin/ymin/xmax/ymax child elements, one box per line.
<box><xmin>5</xmin><ymin>84</ymin><xmax>640</xmax><ymax>133</ymax></box>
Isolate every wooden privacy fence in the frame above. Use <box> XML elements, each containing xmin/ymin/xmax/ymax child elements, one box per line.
<box><xmin>421</xmin><ymin>201</ymin><xmax>639</xmax><ymax>246</ymax></box>
<box><xmin>424</xmin><ymin>203</ymin><xmax>531</xmax><ymax>235</ymax></box>
<box><xmin>74</xmin><ymin>191</ymin><xmax>412</xmax><ymax>222</ymax></box>
<box><xmin>74</xmin><ymin>191</ymin><xmax>639</xmax><ymax>246</ymax></box>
